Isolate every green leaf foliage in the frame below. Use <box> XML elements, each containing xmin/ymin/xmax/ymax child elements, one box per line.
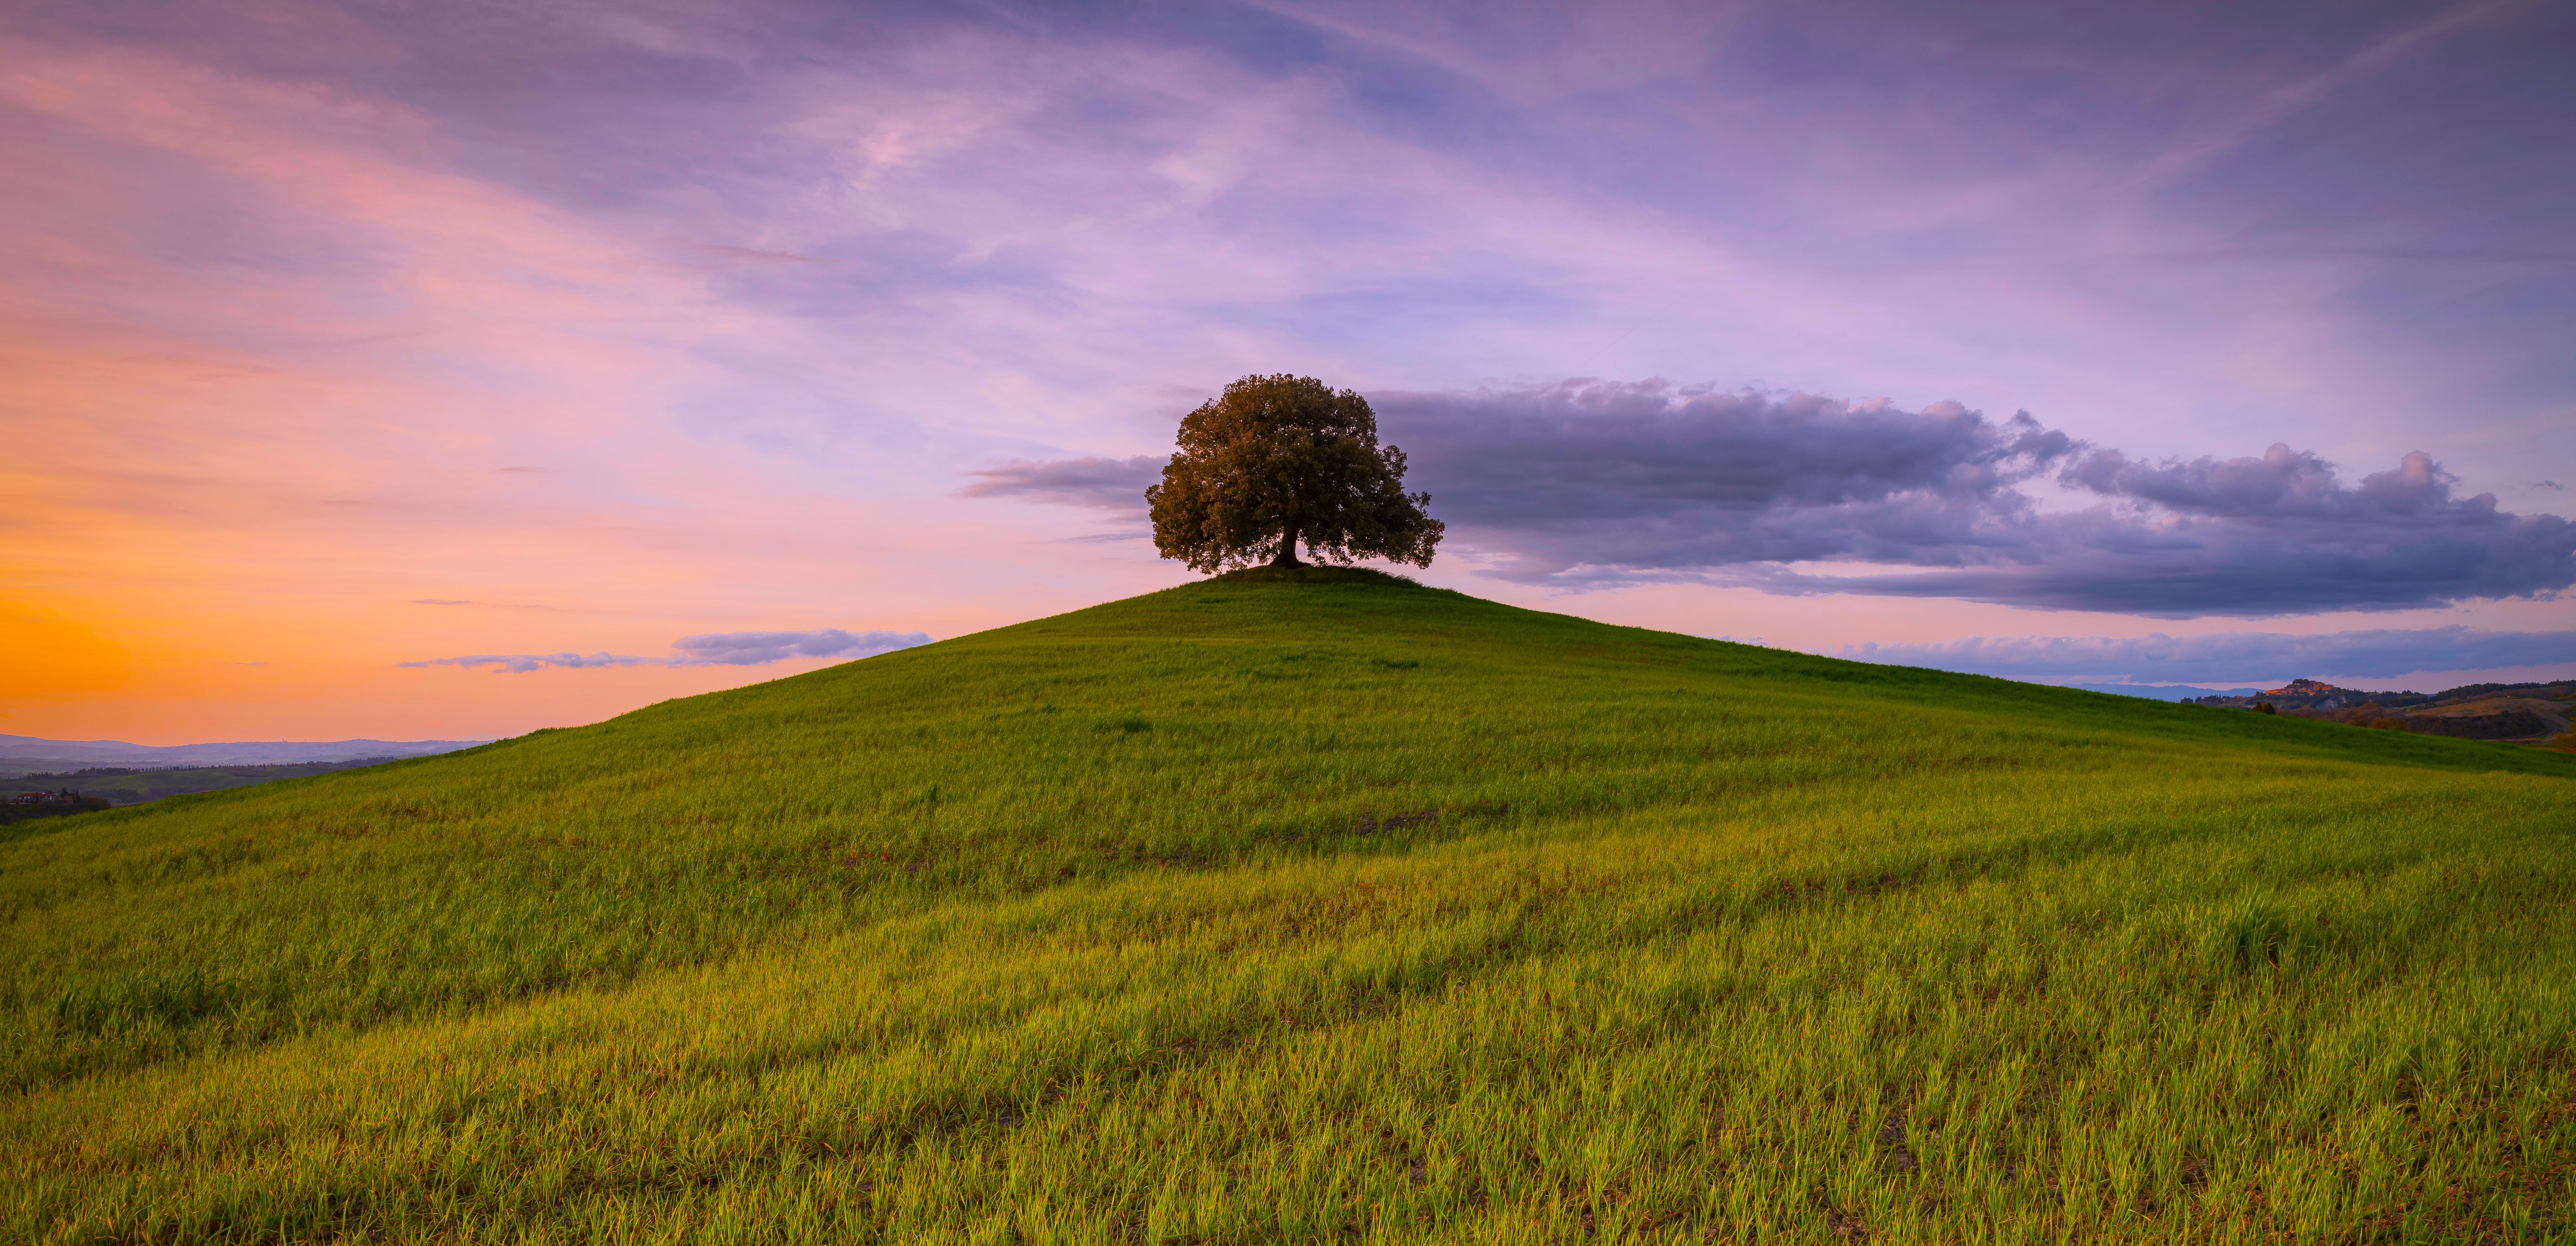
<box><xmin>1147</xmin><ymin>373</ymin><xmax>1444</xmax><ymax>572</ymax></box>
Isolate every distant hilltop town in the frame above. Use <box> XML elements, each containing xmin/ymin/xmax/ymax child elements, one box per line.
<box><xmin>8</xmin><ymin>787</ymin><xmax>97</xmax><ymax>806</ymax></box>
<box><xmin>2192</xmin><ymin>678</ymin><xmax>2574</xmax><ymax>744</ymax></box>
<box><xmin>2261</xmin><ymin>677</ymin><xmax>2342</xmax><ymax>699</ymax></box>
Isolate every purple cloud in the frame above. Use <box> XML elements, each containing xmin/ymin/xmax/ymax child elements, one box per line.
<box><xmin>1782</xmin><ymin>444</ymin><xmax>2571</xmax><ymax>615</ymax></box>
<box><xmin>1376</xmin><ymin>381</ymin><xmax>2079</xmax><ymax>574</ymax></box>
<box><xmin>961</xmin><ymin>457</ymin><xmax>1164</xmax><ymax>512</ymax></box>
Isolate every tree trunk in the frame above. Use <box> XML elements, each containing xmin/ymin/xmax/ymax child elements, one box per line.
<box><xmin>1270</xmin><ymin>519</ymin><xmax>1303</xmax><ymax>567</ymax></box>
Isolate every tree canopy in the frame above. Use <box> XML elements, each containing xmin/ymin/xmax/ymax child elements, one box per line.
<box><xmin>1145</xmin><ymin>375</ymin><xmax>1444</xmax><ymax>574</ymax></box>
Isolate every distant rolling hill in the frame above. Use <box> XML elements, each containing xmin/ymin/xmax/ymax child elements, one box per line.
<box><xmin>0</xmin><ymin>733</ymin><xmax>486</xmax><ymax>778</ymax></box>
<box><xmin>6</xmin><ymin>567</ymin><xmax>2570</xmax><ymax>1243</ymax></box>
<box><xmin>4</xmin><ymin>758</ymin><xmax>425</xmax><ymax>807</ymax></box>
<box><xmin>2060</xmin><ymin>682</ymin><xmax>2263</xmax><ymax>701</ymax></box>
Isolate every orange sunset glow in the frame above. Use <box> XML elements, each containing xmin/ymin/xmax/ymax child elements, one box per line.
<box><xmin>5</xmin><ymin>5</ymin><xmax>2570</xmax><ymax>746</ymax></box>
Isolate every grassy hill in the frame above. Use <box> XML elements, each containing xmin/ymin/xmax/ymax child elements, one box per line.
<box><xmin>6</xmin><ymin>569</ymin><xmax>2572</xmax><ymax>1244</ymax></box>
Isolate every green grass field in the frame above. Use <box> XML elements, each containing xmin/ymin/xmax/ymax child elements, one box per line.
<box><xmin>7</xmin><ymin>569</ymin><xmax>2572</xmax><ymax>1244</ymax></box>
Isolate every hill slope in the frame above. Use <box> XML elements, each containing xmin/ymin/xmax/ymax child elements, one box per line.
<box><xmin>7</xmin><ymin>571</ymin><xmax>2573</xmax><ymax>1243</ymax></box>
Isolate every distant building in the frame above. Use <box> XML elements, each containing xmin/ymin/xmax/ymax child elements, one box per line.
<box><xmin>2262</xmin><ymin>678</ymin><xmax>2338</xmax><ymax>698</ymax></box>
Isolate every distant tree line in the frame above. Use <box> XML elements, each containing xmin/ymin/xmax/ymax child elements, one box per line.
<box><xmin>0</xmin><ymin>790</ymin><xmax>112</xmax><ymax>824</ymax></box>
<box><xmin>2282</xmin><ymin>702</ymin><xmax>2553</xmax><ymax>740</ymax></box>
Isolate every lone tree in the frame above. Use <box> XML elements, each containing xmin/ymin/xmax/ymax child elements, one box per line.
<box><xmin>1146</xmin><ymin>374</ymin><xmax>1444</xmax><ymax>573</ymax></box>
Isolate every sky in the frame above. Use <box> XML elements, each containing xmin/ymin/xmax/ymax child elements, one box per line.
<box><xmin>3</xmin><ymin>0</ymin><xmax>2572</xmax><ymax>743</ymax></box>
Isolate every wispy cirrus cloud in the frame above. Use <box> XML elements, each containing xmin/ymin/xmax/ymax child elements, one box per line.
<box><xmin>1833</xmin><ymin>626</ymin><xmax>2576</xmax><ymax>684</ymax></box>
<box><xmin>403</xmin><ymin>629</ymin><xmax>930</xmax><ymax>674</ymax></box>
<box><xmin>969</xmin><ymin>380</ymin><xmax>2576</xmax><ymax>618</ymax></box>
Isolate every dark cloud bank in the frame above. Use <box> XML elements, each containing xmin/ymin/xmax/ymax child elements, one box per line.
<box><xmin>404</xmin><ymin>629</ymin><xmax>929</xmax><ymax>673</ymax></box>
<box><xmin>966</xmin><ymin>380</ymin><xmax>2575</xmax><ymax>618</ymax></box>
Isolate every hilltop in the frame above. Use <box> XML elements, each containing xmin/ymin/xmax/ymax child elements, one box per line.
<box><xmin>2188</xmin><ymin>677</ymin><xmax>2576</xmax><ymax>744</ymax></box>
<box><xmin>6</xmin><ymin>573</ymin><xmax>2573</xmax><ymax>1243</ymax></box>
